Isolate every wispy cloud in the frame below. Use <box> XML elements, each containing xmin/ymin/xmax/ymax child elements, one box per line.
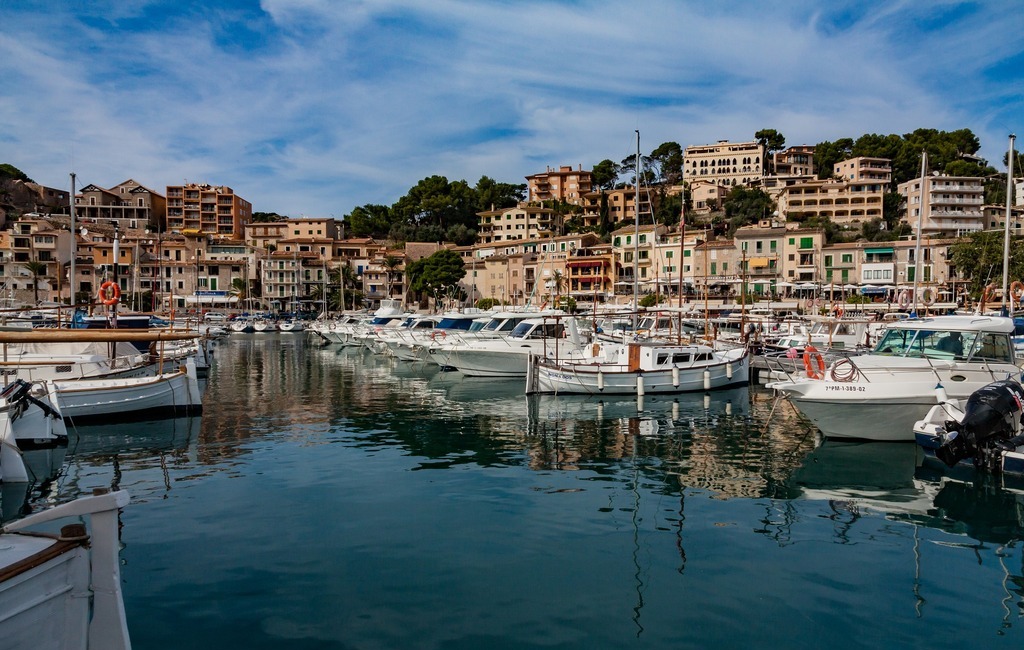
<box><xmin>1</xmin><ymin>0</ymin><xmax>1021</xmax><ymax>218</ymax></box>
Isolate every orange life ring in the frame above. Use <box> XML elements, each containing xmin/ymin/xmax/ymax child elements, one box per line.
<box><xmin>831</xmin><ymin>304</ymin><xmax>844</xmax><ymax>319</ymax></box>
<box><xmin>803</xmin><ymin>344</ymin><xmax>826</xmax><ymax>379</ymax></box>
<box><xmin>431</xmin><ymin>330</ymin><xmax>447</xmax><ymax>340</ymax></box>
<box><xmin>1011</xmin><ymin>281</ymin><xmax>1024</xmax><ymax>301</ymax></box>
<box><xmin>98</xmin><ymin>281</ymin><xmax>121</xmax><ymax>306</ymax></box>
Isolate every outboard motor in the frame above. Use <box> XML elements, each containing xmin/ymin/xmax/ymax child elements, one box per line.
<box><xmin>935</xmin><ymin>379</ymin><xmax>1024</xmax><ymax>469</ymax></box>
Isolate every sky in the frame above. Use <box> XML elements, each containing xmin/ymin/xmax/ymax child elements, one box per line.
<box><xmin>2</xmin><ymin>0</ymin><xmax>1022</xmax><ymax>219</ymax></box>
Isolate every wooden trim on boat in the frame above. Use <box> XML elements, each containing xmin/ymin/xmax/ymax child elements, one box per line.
<box><xmin>0</xmin><ymin>537</ymin><xmax>84</xmax><ymax>584</ymax></box>
<box><xmin>0</xmin><ymin>329</ymin><xmax>199</xmax><ymax>343</ymax></box>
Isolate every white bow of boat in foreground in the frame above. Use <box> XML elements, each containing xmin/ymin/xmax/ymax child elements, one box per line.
<box><xmin>768</xmin><ymin>315</ymin><xmax>1022</xmax><ymax>441</ymax></box>
<box><xmin>0</xmin><ymin>489</ymin><xmax>132</xmax><ymax>650</ymax></box>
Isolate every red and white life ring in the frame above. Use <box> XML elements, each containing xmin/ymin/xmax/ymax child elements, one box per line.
<box><xmin>97</xmin><ymin>281</ymin><xmax>121</xmax><ymax>306</ymax></box>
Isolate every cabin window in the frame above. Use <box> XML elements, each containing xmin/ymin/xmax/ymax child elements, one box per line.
<box><xmin>695</xmin><ymin>353</ymin><xmax>712</xmax><ymax>361</ymax></box>
<box><xmin>672</xmin><ymin>353</ymin><xmax>691</xmax><ymax>363</ymax></box>
<box><xmin>656</xmin><ymin>354</ymin><xmax>669</xmax><ymax>364</ymax></box>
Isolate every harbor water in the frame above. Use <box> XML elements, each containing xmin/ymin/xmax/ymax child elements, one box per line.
<box><xmin>9</xmin><ymin>333</ymin><xmax>1024</xmax><ymax>649</ymax></box>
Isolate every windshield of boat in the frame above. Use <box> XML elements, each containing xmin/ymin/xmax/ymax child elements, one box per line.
<box><xmin>873</xmin><ymin>328</ymin><xmax>1014</xmax><ymax>363</ymax></box>
<box><xmin>510</xmin><ymin>321</ymin><xmax>565</xmax><ymax>339</ymax></box>
<box><xmin>437</xmin><ymin>317</ymin><xmax>474</xmax><ymax>331</ymax></box>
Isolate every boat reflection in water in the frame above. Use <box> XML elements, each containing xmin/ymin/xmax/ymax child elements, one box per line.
<box><xmin>60</xmin><ymin>415</ymin><xmax>201</xmax><ymax>500</ymax></box>
<box><xmin>0</xmin><ymin>445</ymin><xmax>67</xmax><ymax>522</ymax></box>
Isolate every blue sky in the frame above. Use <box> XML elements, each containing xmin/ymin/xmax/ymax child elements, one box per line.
<box><xmin>2</xmin><ymin>0</ymin><xmax>1021</xmax><ymax>219</ymax></box>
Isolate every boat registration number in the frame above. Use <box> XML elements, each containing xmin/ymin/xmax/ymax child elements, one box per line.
<box><xmin>824</xmin><ymin>385</ymin><xmax>866</xmax><ymax>392</ymax></box>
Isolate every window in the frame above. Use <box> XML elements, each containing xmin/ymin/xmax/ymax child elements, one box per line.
<box><xmin>842</xmin><ymin>254</ymin><xmax>853</xmax><ymax>264</ymax></box>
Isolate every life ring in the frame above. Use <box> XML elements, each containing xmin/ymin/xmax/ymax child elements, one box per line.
<box><xmin>98</xmin><ymin>281</ymin><xmax>121</xmax><ymax>306</ymax></box>
<box><xmin>804</xmin><ymin>298</ymin><xmax>814</xmax><ymax>310</ymax></box>
<box><xmin>897</xmin><ymin>290</ymin><xmax>910</xmax><ymax>308</ymax></box>
<box><xmin>431</xmin><ymin>330</ymin><xmax>447</xmax><ymax>340</ymax></box>
<box><xmin>1011</xmin><ymin>281</ymin><xmax>1024</xmax><ymax>301</ymax></box>
<box><xmin>803</xmin><ymin>344</ymin><xmax>826</xmax><ymax>380</ymax></box>
<box><xmin>920</xmin><ymin>288</ymin><xmax>935</xmax><ymax>306</ymax></box>
<box><xmin>831</xmin><ymin>304</ymin><xmax>844</xmax><ymax>319</ymax></box>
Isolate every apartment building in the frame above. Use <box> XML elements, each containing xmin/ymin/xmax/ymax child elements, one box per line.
<box><xmin>477</xmin><ymin>203</ymin><xmax>559</xmax><ymax>244</ymax></box>
<box><xmin>983</xmin><ymin>204</ymin><xmax>1024</xmax><ymax>232</ymax></box>
<box><xmin>688</xmin><ymin>180</ymin><xmax>729</xmax><ymax>215</ymax></box>
<box><xmin>165</xmin><ymin>183</ymin><xmax>252</xmax><ymax>240</ymax></box>
<box><xmin>526</xmin><ymin>165</ymin><xmax>592</xmax><ymax>205</ymax></box>
<box><xmin>734</xmin><ymin>223</ymin><xmax>786</xmax><ymax>291</ymax></box>
<box><xmin>773</xmin><ymin>146</ymin><xmax>815</xmax><ymax>177</ymax></box>
<box><xmin>610</xmin><ymin>224</ymin><xmax>666</xmax><ymax>288</ymax></box>
<box><xmin>898</xmin><ymin>174</ymin><xmax>985</xmax><ymax>236</ymax></box>
<box><xmin>580</xmin><ymin>186</ymin><xmax>658</xmax><ymax>230</ymax></box>
<box><xmin>777</xmin><ymin>177</ymin><xmax>886</xmax><ymax>226</ymax></box>
<box><xmin>75</xmin><ymin>179</ymin><xmax>166</xmax><ymax>232</ymax></box>
<box><xmin>822</xmin><ymin>238</ymin><xmax>957</xmax><ymax>290</ymax></box>
<box><xmin>564</xmin><ymin>243</ymin><xmax>615</xmax><ymax>305</ymax></box>
<box><xmin>691</xmin><ymin>238</ymin><xmax>740</xmax><ymax>296</ymax></box>
<box><xmin>0</xmin><ymin>218</ymin><xmax>73</xmax><ymax>303</ymax></box>
<box><xmin>834</xmin><ymin>157</ymin><xmax>892</xmax><ymax>184</ymax></box>
<box><xmin>780</xmin><ymin>229</ymin><xmax>826</xmax><ymax>283</ymax></box>
<box><xmin>683</xmin><ymin>140</ymin><xmax>764</xmax><ymax>188</ymax></box>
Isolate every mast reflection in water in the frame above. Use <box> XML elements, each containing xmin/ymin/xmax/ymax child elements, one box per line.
<box><xmin>9</xmin><ymin>334</ymin><xmax>1024</xmax><ymax>649</ymax></box>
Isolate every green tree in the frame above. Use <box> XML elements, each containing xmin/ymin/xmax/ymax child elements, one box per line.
<box><xmin>755</xmin><ymin>129</ymin><xmax>786</xmax><ymax>173</ymax></box>
<box><xmin>474</xmin><ymin>176</ymin><xmax>525</xmax><ymax>211</ymax></box>
<box><xmin>229</xmin><ymin>277</ymin><xmax>248</xmax><ymax>302</ymax></box>
<box><xmin>346</xmin><ymin>204</ymin><xmax>392</xmax><ymax>238</ymax></box>
<box><xmin>723</xmin><ymin>187</ymin><xmax>774</xmax><ymax>235</ymax></box>
<box><xmin>949</xmin><ymin>230</ymin><xmax>1024</xmax><ymax>296</ymax></box>
<box><xmin>591</xmin><ymin>159</ymin><xmax>619</xmax><ymax>190</ymax></box>
<box><xmin>650</xmin><ymin>142</ymin><xmax>683</xmax><ymax>184</ymax></box>
<box><xmin>381</xmin><ymin>254</ymin><xmax>403</xmax><ymax>300</ymax></box>
<box><xmin>0</xmin><ymin>164</ymin><xmax>33</xmax><ymax>183</ymax></box>
<box><xmin>23</xmin><ymin>260</ymin><xmax>46</xmax><ymax>304</ymax></box>
<box><xmin>813</xmin><ymin>138</ymin><xmax>853</xmax><ymax>178</ymax></box>
<box><xmin>407</xmin><ymin>249</ymin><xmax>465</xmax><ymax>299</ymax></box>
<box><xmin>251</xmin><ymin>212</ymin><xmax>287</xmax><ymax>223</ymax></box>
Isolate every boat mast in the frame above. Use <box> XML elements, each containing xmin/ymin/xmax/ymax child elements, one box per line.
<box><xmin>677</xmin><ymin>191</ymin><xmax>685</xmax><ymax>343</ymax></box>
<box><xmin>69</xmin><ymin>172</ymin><xmax>76</xmax><ymax>307</ymax></box>
<box><xmin>911</xmin><ymin>150</ymin><xmax>926</xmax><ymax>315</ymax></box>
<box><xmin>633</xmin><ymin>130</ymin><xmax>640</xmax><ymax>328</ymax></box>
<box><xmin>1003</xmin><ymin>134</ymin><xmax>1016</xmax><ymax>314</ymax></box>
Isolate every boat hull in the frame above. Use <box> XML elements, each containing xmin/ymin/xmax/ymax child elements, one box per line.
<box><xmin>53</xmin><ymin>361</ymin><xmax>202</xmax><ymax>422</ymax></box>
<box><xmin>529</xmin><ymin>353</ymin><xmax>749</xmax><ymax>395</ymax></box>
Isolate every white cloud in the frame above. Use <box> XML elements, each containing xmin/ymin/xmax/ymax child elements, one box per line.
<box><xmin>1</xmin><ymin>0</ymin><xmax>1022</xmax><ymax>216</ymax></box>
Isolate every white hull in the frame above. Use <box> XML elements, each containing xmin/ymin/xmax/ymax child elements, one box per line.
<box><xmin>775</xmin><ymin>372</ymin><xmax>1017</xmax><ymax>441</ymax></box>
<box><xmin>0</xmin><ymin>490</ymin><xmax>132</xmax><ymax>649</ymax></box>
<box><xmin>53</xmin><ymin>359</ymin><xmax>203</xmax><ymax>421</ymax></box>
<box><xmin>529</xmin><ymin>349</ymin><xmax>749</xmax><ymax>395</ymax></box>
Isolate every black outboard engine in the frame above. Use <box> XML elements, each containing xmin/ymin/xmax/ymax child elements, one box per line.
<box><xmin>935</xmin><ymin>379</ymin><xmax>1024</xmax><ymax>469</ymax></box>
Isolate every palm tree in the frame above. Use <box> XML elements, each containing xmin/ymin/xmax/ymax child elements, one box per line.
<box><xmin>382</xmin><ymin>254</ymin><xmax>403</xmax><ymax>301</ymax></box>
<box><xmin>550</xmin><ymin>270</ymin><xmax>565</xmax><ymax>307</ymax></box>
<box><xmin>229</xmin><ymin>277</ymin><xmax>248</xmax><ymax>304</ymax></box>
<box><xmin>23</xmin><ymin>260</ymin><xmax>47</xmax><ymax>305</ymax></box>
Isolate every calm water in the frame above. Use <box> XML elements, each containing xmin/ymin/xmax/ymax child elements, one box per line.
<box><xmin>9</xmin><ymin>334</ymin><xmax>1024</xmax><ymax>649</ymax></box>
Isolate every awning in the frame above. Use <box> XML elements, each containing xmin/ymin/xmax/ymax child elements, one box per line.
<box><xmin>865</xmin><ymin>247</ymin><xmax>894</xmax><ymax>254</ymax></box>
<box><xmin>749</xmin><ymin>257</ymin><xmax>770</xmax><ymax>269</ymax></box>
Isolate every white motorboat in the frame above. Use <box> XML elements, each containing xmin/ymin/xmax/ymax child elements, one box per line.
<box><xmin>52</xmin><ymin>358</ymin><xmax>203</xmax><ymax>422</ymax></box>
<box><xmin>442</xmin><ymin>317</ymin><xmax>581</xmax><ymax>378</ymax></box>
<box><xmin>527</xmin><ymin>339</ymin><xmax>749</xmax><ymax>395</ymax></box>
<box><xmin>0</xmin><ymin>490</ymin><xmax>132</xmax><ymax>649</ymax></box>
<box><xmin>424</xmin><ymin>310</ymin><xmax>558</xmax><ymax>369</ymax></box>
<box><xmin>914</xmin><ymin>378</ymin><xmax>1024</xmax><ymax>476</ymax></box>
<box><xmin>0</xmin><ymin>380</ymin><xmax>66</xmax><ymax>448</ymax></box>
<box><xmin>768</xmin><ymin>315</ymin><xmax>1022</xmax><ymax>441</ymax></box>
<box><xmin>277</xmin><ymin>319</ymin><xmax>304</xmax><ymax>332</ymax></box>
<box><xmin>381</xmin><ymin>312</ymin><xmax>483</xmax><ymax>361</ymax></box>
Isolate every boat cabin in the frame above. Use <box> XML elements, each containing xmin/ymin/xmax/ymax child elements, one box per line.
<box><xmin>873</xmin><ymin>317</ymin><xmax>1015</xmax><ymax>363</ymax></box>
